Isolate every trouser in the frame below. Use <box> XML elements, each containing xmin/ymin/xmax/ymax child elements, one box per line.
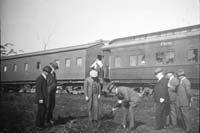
<box><xmin>178</xmin><ymin>106</ymin><xmax>190</xmax><ymax>132</ymax></box>
<box><xmin>155</xmin><ymin>102</ymin><xmax>170</xmax><ymax>129</ymax></box>
<box><xmin>122</xmin><ymin>104</ymin><xmax>135</xmax><ymax>128</ymax></box>
<box><xmin>166</xmin><ymin>102</ymin><xmax>177</xmax><ymax>126</ymax></box>
<box><xmin>46</xmin><ymin>94</ymin><xmax>55</xmax><ymax>122</ymax></box>
<box><xmin>35</xmin><ymin>104</ymin><xmax>47</xmax><ymax>127</ymax></box>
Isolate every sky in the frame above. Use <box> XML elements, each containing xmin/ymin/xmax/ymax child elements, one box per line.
<box><xmin>0</xmin><ymin>0</ymin><xmax>200</xmax><ymax>53</ymax></box>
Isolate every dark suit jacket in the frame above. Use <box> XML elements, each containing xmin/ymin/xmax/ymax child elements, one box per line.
<box><xmin>154</xmin><ymin>76</ymin><xmax>170</xmax><ymax>103</ymax></box>
<box><xmin>35</xmin><ymin>74</ymin><xmax>48</xmax><ymax>105</ymax></box>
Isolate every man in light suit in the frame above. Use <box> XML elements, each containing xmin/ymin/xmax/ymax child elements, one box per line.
<box><xmin>84</xmin><ymin>70</ymin><xmax>101</xmax><ymax>127</ymax></box>
<box><xmin>111</xmin><ymin>86</ymin><xmax>145</xmax><ymax>131</ymax></box>
<box><xmin>35</xmin><ymin>66</ymin><xmax>51</xmax><ymax>129</ymax></box>
<box><xmin>153</xmin><ymin>68</ymin><xmax>170</xmax><ymax>130</ymax></box>
<box><xmin>166</xmin><ymin>72</ymin><xmax>179</xmax><ymax>126</ymax></box>
<box><xmin>176</xmin><ymin>69</ymin><xmax>193</xmax><ymax>133</ymax></box>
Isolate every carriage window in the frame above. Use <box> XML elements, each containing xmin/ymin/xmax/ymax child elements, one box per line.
<box><xmin>36</xmin><ymin>62</ymin><xmax>41</xmax><ymax>70</ymax></box>
<box><xmin>165</xmin><ymin>51</ymin><xmax>175</xmax><ymax>64</ymax></box>
<box><xmin>24</xmin><ymin>63</ymin><xmax>28</xmax><ymax>71</ymax></box>
<box><xmin>76</xmin><ymin>57</ymin><xmax>82</xmax><ymax>66</ymax></box>
<box><xmin>156</xmin><ymin>51</ymin><xmax>174</xmax><ymax>64</ymax></box>
<box><xmin>65</xmin><ymin>58</ymin><xmax>71</xmax><ymax>67</ymax></box>
<box><xmin>130</xmin><ymin>56</ymin><xmax>137</xmax><ymax>66</ymax></box>
<box><xmin>114</xmin><ymin>57</ymin><xmax>121</xmax><ymax>68</ymax></box>
<box><xmin>3</xmin><ymin>66</ymin><xmax>7</xmax><ymax>72</ymax></box>
<box><xmin>55</xmin><ymin>60</ymin><xmax>60</xmax><ymax>68</ymax></box>
<box><xmin>188</xmin><ymin>49</ymin><xmax>198</xmax><ymax>63</ymax></box>
<box><xmin>13</xmin><ymin>64</ymin><xmax>17</xmax><ymax>72</ymax></box>
<box><xmin>138</xmin><ymin>55</ymin><xmax>146</xmax><ymax>65</ymax></box>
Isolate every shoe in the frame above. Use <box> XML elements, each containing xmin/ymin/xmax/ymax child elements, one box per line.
<box><xmin>35</xmin><ymin>125</ymin><xmax>45</xmax><ymax>130</ymax></box>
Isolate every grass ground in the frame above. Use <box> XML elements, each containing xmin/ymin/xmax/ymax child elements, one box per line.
<box><xmin>0</xmin><ymin>90</ymin><xmax>199</xmax><ymax>133</ymax></box>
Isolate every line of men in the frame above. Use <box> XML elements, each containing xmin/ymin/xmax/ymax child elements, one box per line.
<box><xmin>35</xmin><ymin>58</ymin><xmax>193</xmax><ymax>133</ymax></box>
<box><xmin>152</xmin><ymin>68</ymin><xmax>192</xmax><ymax>133</ymax></box>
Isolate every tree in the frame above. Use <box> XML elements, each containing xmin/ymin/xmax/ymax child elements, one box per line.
<box><xmin>0</xmin><ymin>43</ymin><xmax>24</xmax><ymax>56</ymax></box>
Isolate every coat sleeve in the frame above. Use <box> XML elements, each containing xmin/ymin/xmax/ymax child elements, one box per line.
<box><xmin>183</xmin><ymin>79</ymin><xmax>192</xmax><ymax>102</ymax></box>
<box><xmin>36</xmin><ymin>77</ymin><xmax>43</xmax><ymax>102</ymax></box>
<box><xmin>84</xmin><ymin>79</ymin><xmax>88</xmax><ymax>97</ymax></box>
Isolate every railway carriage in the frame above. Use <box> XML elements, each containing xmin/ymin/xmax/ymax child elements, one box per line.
<box><xmin>1</xmin><ymin>41</ymin><xmax>104</xmax><ymax>90</ymax></box>
<box><xmin>102</xmin><ymin>24</ymin><xmax>200</xmax><ymax>89</ymax></box>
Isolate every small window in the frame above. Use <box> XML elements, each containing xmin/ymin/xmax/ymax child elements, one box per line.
<box><xmin>188</xmin><ymin>49</ymin><xmax>198</xmax><ymax>63</ymax></box>
<box><xmin>130</xmin><ymin>56</ymin><xmax>137</xmax><ymax>66</ymax></box>
<box><xmin>76</xmin><ymin>57</ymin><xmax>82</xmax><ymax>66</ymax></box>
<box><xmin>13</xmin><ymin>64</ymin><xmax>17</xmax><ymax>72</ymax></box>
<box><xmin>36</xmin><ymin>62</ymin><xmax>41</xmax><ymax>70</ymax></box>
<box><xmin>65</xmin><ymin>58</ymin><xmax>70</xmax><ymax>67</ymax></box>
<box><xmin>3</xmin><ymin>66</ymin><xmax>7</xmax><ymax>72</ymax></box>
<box><xmin>138</xmin><ymin>55</ymin><xmax>146</xmax><ymax>65</ymax></box>
<box><xmin>24</xmin><ymin>63</ymin><xmax>28</xmax><ymax>71</ymax></box>
<box><xmin>55</xmin><ymin>60</ymin><xmax>60</xmax><ymax>68</ymax></box>
<box><xmin>156</xmin><ymin>51</ymin><xmax>175</xmax><ymax>65</ymax></box>
<box><xmin>114</xmin><ymin>57</ymin><xmax>121</xmax><ymax>68</ymax></box>
<box><xmin>165</xmin><ymin>51</ymin><xmax>175</xmax><ymax>64</ymax></box>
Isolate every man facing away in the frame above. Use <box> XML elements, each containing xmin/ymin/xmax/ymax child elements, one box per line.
<box><xmin>35</xmin><ymin>66</ymin><xmax>51</xmax><ymax>129</ymax></box>
<box><xmin>46</xmin><ymin>61</ymin><xmax>58</xmax><ymax>125</ymax></box>
<box><xmin>176</xmin><ymin>69</ymin><xmax>193</xmax><ymax>133</ymax></box>
<box><xmin>166</xmin><ymin>72</ymin><xmax>179</xmax><ymax>127</ymax></box>
<box><xmin>153</xmin><ymin>68</ymin><xmax>170</xmax><ymax>130</ymax></box>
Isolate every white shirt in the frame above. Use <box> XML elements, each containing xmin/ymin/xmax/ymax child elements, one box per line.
<box><xmin>90</xmin><ymin>59</ymin><xmax>103</xmax><ymax>69</ymax></box>
<box><xmin>41</xmin><ymin>73</ymin><xmax>47</xmax><ymax>80</ymax></box>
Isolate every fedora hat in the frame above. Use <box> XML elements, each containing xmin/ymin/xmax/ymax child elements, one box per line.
<box><xmin>154</xmin><ymin>68</ymin><xmax>163</xmax><ymax>75</ymax></box>
<box><xmin>177</xmin><ymin>69</ymin><xmax>185</xmax><ymax>77</ymax></box>
<box><xmin>50</xmin><ymin>61</ymin><xmax>59</xmax><ymax>69</ymax></box>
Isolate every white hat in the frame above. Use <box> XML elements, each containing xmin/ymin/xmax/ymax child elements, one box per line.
<box><xmin>89</xmin><ymin>70</ymin><xmax>98</xmax><ymax>78</ymax></box>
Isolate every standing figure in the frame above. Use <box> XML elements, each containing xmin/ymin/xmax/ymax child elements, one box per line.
<box><xmin>90</xmin><ymin>55</ymin><xmax>104</xmax><ymax>89</ymax></box>
<box><xmin>46</xmin><ymin>61</ymin><xmax>59</xmax><ymax>125</ymax></box>
<box><xmin>84</xmin><ymin>70</ymin><xmax>101</xmax><ymax>127</ymax></box>
<box><xmin>153</xmin><ymin>68</ymin><xmax>170</xmax><ymax>130</ymax></box>
<box><xmin>166</xmin><ymin>72</ymin><xmax>179</xmax><ymax>126</ymax></box>
<box><xmin>111</xmin><ymin>86</ymin><xmax>145</xmax><ymax>131</ymax></box>
<box><xmin>35</xmin><ymin>66</ymin><xmax>51</xmax><ymax>129</ymax></box>
<box><xmin>176</xmin><ymin>69</ymin><xmax>192</xmax><ymax>133</ymax></box>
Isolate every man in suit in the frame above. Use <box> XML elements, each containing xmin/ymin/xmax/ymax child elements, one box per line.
<box><xmin>46</xmin><ymin>61</ymin><xmax>58</xmax><ymax>125</ymax></box>
<box><xmin>111</xmin><ymin>86</ymin><xmax>145</xmax><ymax>131</ymax></box>
<box><xmin>166</xmin><ymin>72</ymin><xmax>179</xmax><ymax>126</ymax></box>
<box><xmin>176</xmin><ymin>69</ymin><xmax>193</xmax><ymax>133</ymax></box>
<box><xmin>84</xmin><ymin>70</ymin><xmax>101</xmax><ymax>128</ymax></box>
<box><xmin>153</xmin><ymin>68</ymin><xmax>170</xmax><ymax>130</ymax></box>
<box><xmin>35</xmin><ymin>66</ymin><xmax>51</xmax><ymax>129</ymax></box>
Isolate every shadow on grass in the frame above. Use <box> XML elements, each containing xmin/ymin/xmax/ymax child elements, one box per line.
<box><xmin>54</xmin><ymin>115</ymin><xmax>88</xmax><ymax>125</ymax></box>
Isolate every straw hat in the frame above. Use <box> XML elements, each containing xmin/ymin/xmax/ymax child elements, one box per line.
<box><xmin>89</xmin><ymin>70</ymin><xmax>98</xmax><ymax>78</ymax></box>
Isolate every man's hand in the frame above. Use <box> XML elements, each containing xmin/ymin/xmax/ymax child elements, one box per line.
<box><xmin>85</xmin><ymin>96</ymin><xmax>89</xmax><ymax>101</ymax></box>
<box><xmin>112</xmin><ymin>107</ymin><xmax>117</xmax><ymax>112</ymax></box>
<box><xmin>160</xmin><ymin>98</ymin><xmax>165</xmax><ymax>103</ymax></box>
<box><xmin>39</xmin><ymin>99</ymin><xmax>43</xmax><ymax>104</ymax></box>
<box><xmin>98</xmin><ymin>95</ymin><xmax>101</xmax><ymax>99</ymax></box>
<box><xmin>118</xmin><ymin>100</ymin><xmax>123</xmax><ymax>104</ymax></box>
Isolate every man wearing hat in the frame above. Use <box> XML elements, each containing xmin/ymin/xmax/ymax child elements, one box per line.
<box><xmin>84</xmin><ymin>70</ymin><xmax>101</xmax><ymax>128</ymax></box>
<box><xmin>153</xmin><ymin>68</ymin><xmax>170</xmax><ymax>130</ymax></box>
<box><xmin>166</xmin><ymin>72</ymin><xmax>179</xmax><ymax>127</ymax></box>
<box><xmin>176</xmin><ymin>69</ymin><xmax>192</xmax><ymax>133</ymax></box>
<box><xmin>35</xmin><ymin>66</ymin><xmax>51</xmax><ymax>129</ymax></box>
<box><xmin>46</xmin><ymin>61</ymin><xmax>59</xmax><ymax>125</ymax></box>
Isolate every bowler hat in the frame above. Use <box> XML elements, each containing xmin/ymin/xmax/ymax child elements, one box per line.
<box><xmin>89</xmin><ymin>70</ymin><xmax>98</xmax><ymax>78</ymax></box>
<box><xmin>154</xmin><ymin>68</ymin><xmax>163</xmax><ymax>75</ymax></box>
<box><xmin>43</xmin><ymin>66</ymin><xmax>51</xmax><ymax>74</ymax></box>
<box><xmin>50</xmin><ymin>61</ymin><xmax>59</xmax><ymax>69</ymax></box>
<box><xmin>177</xmin><ymin>69</ymin><xmax>185</xmax><ymax>77</ymax></box>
